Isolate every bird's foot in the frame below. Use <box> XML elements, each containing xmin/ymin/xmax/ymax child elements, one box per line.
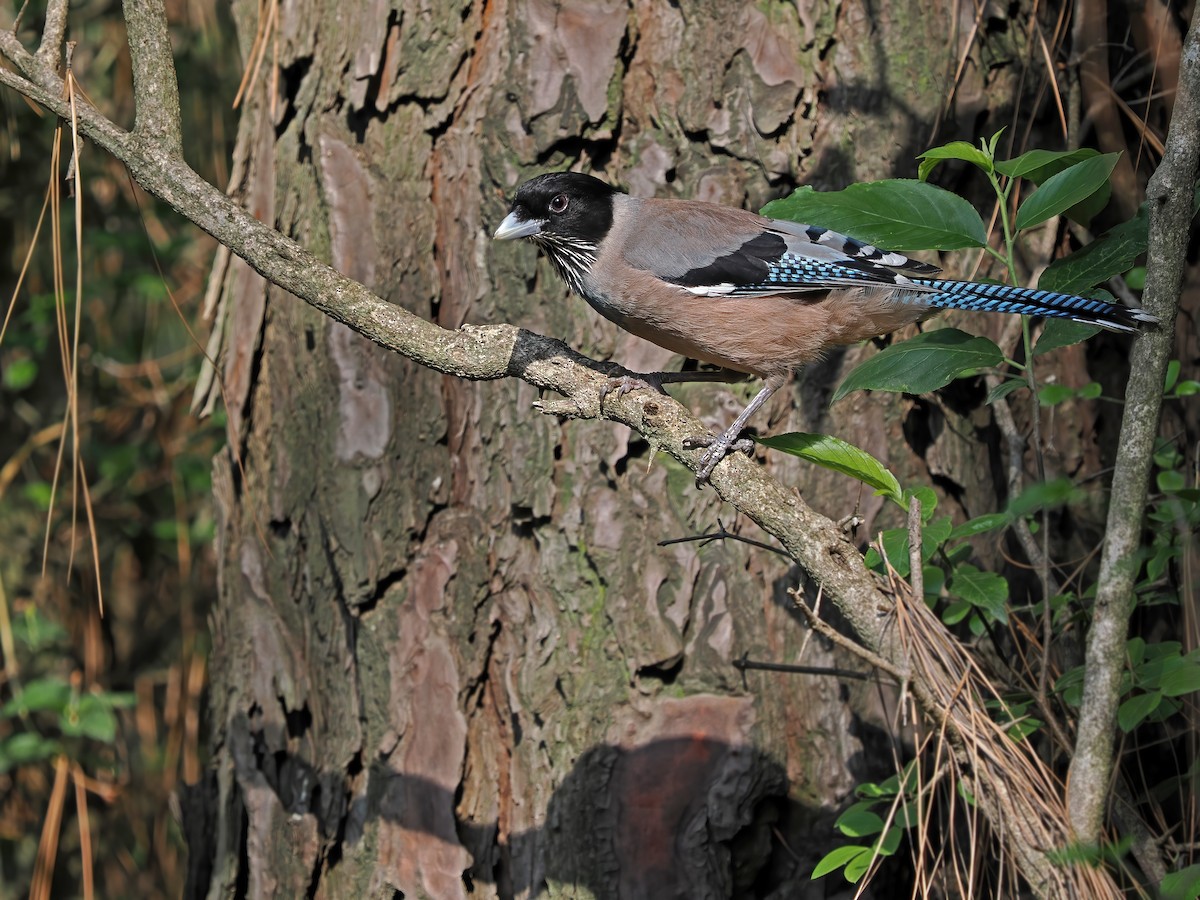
<box><xmin>683</xmin><ymin>432</ymin><xmax>755</xmax><ymax>484</ymax></box>
<box><xmin>598</xmin><ymin>371</ymin><xmax>668</xmax><ymax>405</ymax></box>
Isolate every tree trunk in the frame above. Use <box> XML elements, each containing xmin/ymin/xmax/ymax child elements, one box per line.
<box><xmin>193</xmin><ymin>1</ymin><xmax>1060</xmax><ymax>896</ymax></box>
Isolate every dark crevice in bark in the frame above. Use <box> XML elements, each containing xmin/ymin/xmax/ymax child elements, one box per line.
<box><xmin>276</xmin><ymin>55</ymin><xmax>312</xmax><ymax>140</ymax></box>
<box><xmin>361</xmin><ymin>566</ymin><xmax>407</xmax><ymax>614</ymax></box>
<box><xmin>635</xmin><ymin>653</ymin><xmax>684</xmax><ymax>685</ymax></box>
<box><xmin>234</xmin><ymin>805</ymin><xmax>250</xmax><ymax>900</ymax></box>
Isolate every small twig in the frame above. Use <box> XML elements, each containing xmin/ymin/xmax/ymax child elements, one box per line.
<box><xmin>123</xmin><ymin>0</ymin><xmax>183</xmax><ymax>155</ymax></box>
<box><xmin>732</xmin><ymin>652</ymin><xmax>892</xmax><ymax>683</ymax></box>
<box><xmin>35</xmin><ymin>0</ymin><xmax>68</xmax><ymax>67</ymax></box>
<box><xmin>12</xmin><ymin>0</ymin><xmax>31</xmax><ymax>37</ymax></box>
<box><xmin>908</xmin><ymin>493</ymin><xmax>924</xmax><ymax>600</ymax></box>
<box><xmin>788</xmin><ymin>587</ymin><xmax>909</xmax><ymax>682</ymax></box>
<box><xmin>658</xmin><ymin>519</ymin><xmax>791</xmax><ymax>557</ymax></box>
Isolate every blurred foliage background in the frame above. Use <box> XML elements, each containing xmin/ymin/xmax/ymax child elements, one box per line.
<box><xmin>0</xmin><ymin>0</ymin><xmax>237</xmax><ymax>895</ymax></box>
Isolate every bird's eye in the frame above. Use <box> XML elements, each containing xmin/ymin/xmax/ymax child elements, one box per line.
<box><xmin>548</xmin><ymin>193</ymin><xmax>569</xmax><ymax>214</ymax></box>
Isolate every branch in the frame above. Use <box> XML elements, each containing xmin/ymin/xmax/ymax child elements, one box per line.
<box><xmin>35</xmin><ymin>0</ymin><xmax>68</xmax><ymax>68</ymax></box>
<box><xmin>1067</xmin><ymin>13</ymin><xmax>1199</xmax><ymax>845</ymax></box>
<box><xmin>0</xmin><ymin>9</ymin><xmax>1132</xmax><ymax>894</ymax></box>
<box><xmin>123</xmin><ymin>0</ymin><xmax>183</xmax><ymax>154</ymax></box>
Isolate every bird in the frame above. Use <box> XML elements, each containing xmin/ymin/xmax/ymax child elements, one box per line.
<box><xmin>493</xmin><ymin>171</ymin><xmax>1157</xmax><ymax>482</ymax></box>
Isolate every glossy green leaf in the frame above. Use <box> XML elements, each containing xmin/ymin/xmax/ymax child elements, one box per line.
<box><xmin>1158</xmin><ymin>660</ymin><xmax>1200</xmax><ymax>697</ymax></box>
<box><xmin>1117</xmin><ymin>691</ymin><xmax>1161</xmax><ymax>732</ymax></box>
<box><xmin>836</xmin><ymin>806</ymin><xmax>885</xmax><ymax>837</ymax></box>
<box><xmin>949</xmin><ymin>512</ymin><xmax>1011</xmax><ymax>539</ymax></box>
<box><xmin>758</xmin><ymin>433</ymin><xmax>903</xmax><ymax>504</ymax></box>
<box><xmin>1040</xmin><ymin>205</ymin><xmax>1148</xmax><ymax>294</ymax></box>
<box><xmin>1007</xmin><ymin>478</ymin><xmax>1084</xmax><ymax>518</ymax></box>
<box><xmin>995</xmin><ymin>148</ymin><xmax>1099</xmax><ymax>183</ymax></box>
<box><xmin>1015</xmin><ymin>154</ymin><xmax>1120</xmax><ymax>231</ymax></box>
<box><xmin>812</xmin><ymin>844</ymin><xmax>871</xmax><ymax>880</ymax></box>
<box><xmin>1034</xmin><ymin>319</ymin><xmax>1101</xmax><ymax>355</ymax></box>
<box><xmin>985</xmin><ymin>378</ymin><xmax>1027</xmax><ymax>405</ymax></box>
<box><xmin>2</xmin><ymin>678</ymin><xmax>71</xmax><ymax>717</ymax></box>
<box><xmin>1159</xmin><ymin>863</ymin><xmax>1200</xmax><ymax>900</ymax></box>
<box><xmin>949</xmin><ymin>564</ymin><xmax>1009</xmax><ymax>622</ymax></box>
<box><xmin>917</xmin><ymin>141</ymin><xmax>993</xmax><ymax>181</ymax></box>
<box><xmin>761</xmin><ymin>180</ymin><xmax>986</xmax><ymax>251</ymax></box>
<box><xmin>832</xmin><ymin>329</ymin><xmax>1003</xmax><ymax>403</ymax></box>
<box><xmin>1165</xmin><ymin>360</ymin><xmax>1181</xmax><ymax>393</ymax></box>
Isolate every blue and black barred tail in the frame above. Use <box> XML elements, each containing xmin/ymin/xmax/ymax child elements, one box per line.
<box><xmin>912</xmin><ymin>280</ymin><xmax>1158</xmax><ymax>334</ymax></box>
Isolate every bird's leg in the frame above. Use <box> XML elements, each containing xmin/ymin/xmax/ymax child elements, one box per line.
<box><xmin>685</xmin><ymin>373</ymin><xmax>786</xmax><ymax>483</ymax></box>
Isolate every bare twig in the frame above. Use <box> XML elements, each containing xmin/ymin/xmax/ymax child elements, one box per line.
<box><xmin>122</xmin><ymin>0</ymin><xmax>183</xmax><ymax>154</ymax></box>
<box><xmin>35</xmin><ymin>0</ymin><xmax>68</xmax><ymax>68</ymax></box>
<box><xmin>1066</xmin><ymin>8</ymin><xmax>1198</xmax><ymax>846</ymax></box>
<box><xmin>731</xmin><ymin>653</ymin><xmax>888</xmax><ymax>683</ymax></box>
<box><xmin>788</xmin><ymin>586</ymin><xmax>909</xmax><ymax>683</ymax></box>
<box><xmin>907</xmin><ymin>494</ymin><xmax>924</xmax><ymax>600</ymax></box>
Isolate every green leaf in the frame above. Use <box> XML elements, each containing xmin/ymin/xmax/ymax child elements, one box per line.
<box><xmin>949</xmin><ymin>563</ymin><xmax>1009</xmax><ymax>622</ymax></box>
<box><xmin>1008</xmin><ymin>478</ymin><xmax>1083</xmax><ymax>518</ymax></box>
<box><xmin>1126</xmin><ymin>637</ymin><xmax>1147</xmax><ymax>667</ymax></box>
<box><xmin>1160</xmin><ymin>863</ymin><xmax>1200</xmax><ymax>900</ymax></box>
<box><xmin>2</xmin><ymin>357</ymin><xmax>38</xmax><ymax>391</ymax></box>
<box><xmin>923</xmin><ymin>516</ymin><xmax>953</xmax><ymax>550</ymax></box>
<box><xmin>995</xmin><ymin>148</ymin><xmax>1099</xmax><ymax>183</ymax></box>
<box><xmin>836</xmin><ymin>805</ymin><xmax>885</xmax><ymax>837</ymax></box>
<box><xmin>0</xmin><ymin>733</ymin><xmax>61</xmax><ymax>773</ymax></box>
<box><xmin>844</xmin><ymin>845</ymin><xmax>878</xmax><ymax>882</ymax></box>
<box><xmin>60</xmin><ymin>695</ymin><xmax>119</xmax><ymax>743</ymax></box>
<box><xmin>906</xmin><ymin>485</ymin><xmax>939</xmax><ymax>522</ymax></box>
<box><xmin>832</xmin><ymin>329</ymin><xmax>1003</xmax><ymax>403</ymax></box>
<box><xmin>1158</xmin><ymin>660</ymin><xmax>1200</xmax><ymax>697</ymax></box>
<box><xmin>942</xmin><ymin>598</ymin><xmax>972</xmax><ymax>625</ymax></box>
<box><xmin>985</xmin><ymin>378</ymin><xmax>1027</xmax><ymax>405</ymax></box>
<box><xmin>1117</xmin><ymin>691</ymin><xmax>1161</xmax><ymax>732</ymax></box>
<box><xmin>1015</xmin><ymin>154</ymin><xmax>1120</xmax><ymax>231</ymax></box>
<box><xmin>1040</xmin><ymin>205</ymin><xmax>1148</xmax><ymax>294</ymax></box>
<box><xmin>2</xmin><ymin>678</ymin><xmax>71</xmax><ymax>717</ymax></box>
<box><xmin>1165</xmin><ymin>360</ymin><xmax>1181</xmax><ymax>393</ymax></box>
<box><xmin>917</xmin><ymin>141</ymin><xmax>993</xmax><ymax>181</ymax></box>
<box><xmin>949</xmin><ymin>512</ymin><xmax>1011</xmax><ymax>539</ymax></box>
<box><xmin>812</xmin><ymin>844</ymin><xmax>871</xmax><ymax>880</ymax></box>
<box><xmin>1034</xmin><ymin>319</ymin><xmax>1101</xmax><ymax>355</ymax></box>
<box><xmin>875</xmin><ymin>826</ymin><xmax>903</xmax><ymax>856</ymax></box>
<box><xmin>1158</xmin><ymin>470</ymin><xmax>1186</xmax><ymax>493</ymax></box>
<box><xmin>758</xmin><ymin>433</ymin><xmax>903</xmax><ymax>504</ymax></box>
<box><xmin>761</xmin><ymin>180</ymin><xmax>987</xmax><ymax>251</ymax></box>
<box><xmin>1038</xmin><ymin>384</ymin><xmax>1076</xmax><ymax>406</ymax></box>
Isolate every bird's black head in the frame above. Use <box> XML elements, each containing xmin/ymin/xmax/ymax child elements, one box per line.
<box><xmin>494</xmin><ymin>173</ymin><xmax>620</xmax><ymax>295</ymax></box>
<box><xmin>495</xmin><ymin>172</ymin><xmax>619</xmax><ymax>245</ymax></box>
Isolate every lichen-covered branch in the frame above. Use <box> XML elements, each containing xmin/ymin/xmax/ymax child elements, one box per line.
<box><xmin>1067</xmin><ymin>12</ymin><xmax>1199</xmax><ymax>844</ymax></box>
<box><xmin>122</xmin><ymin>0</ymin><xmax>183</xmax><ymax>155</ymax></box>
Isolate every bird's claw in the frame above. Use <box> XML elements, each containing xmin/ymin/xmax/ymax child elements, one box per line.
<box><xmin>598</xmin><ymin>372</ymin><xmax>667</xmax><ymax>404</ymax></box>
<box><xmin>684</xmin><ymin>433</ymin><xmax>755</xmax><ymax>483</ymax></box>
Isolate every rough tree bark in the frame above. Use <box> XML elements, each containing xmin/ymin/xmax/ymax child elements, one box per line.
<box><xmin>190</xmin><ymin>1</ymin><xmax>1120</xmax><ymax>897</ymax></box>
<box><xmin>197</xmin><ymin>2</ymin><xmax>979</xmax><ymax>896</ymax></box>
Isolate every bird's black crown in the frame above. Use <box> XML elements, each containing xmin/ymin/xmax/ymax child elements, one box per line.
<box><xmin>509</xmin><ymin>172</ymin><xmax>619</xmax><ymax>245</ymax></box>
